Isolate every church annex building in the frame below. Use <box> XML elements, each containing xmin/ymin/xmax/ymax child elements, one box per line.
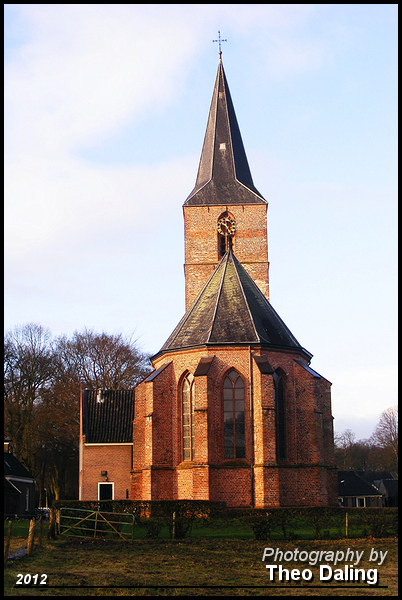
<box><xmin>79</xmin><ymin>57</ymin><xmax>337</xmax><ymax>508</ymax></box>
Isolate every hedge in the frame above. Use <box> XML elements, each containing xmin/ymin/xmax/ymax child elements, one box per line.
<box><xmin>52</xmin><ymin>501</ymin><xmax>398</xmax><ymax>540</ymax></box>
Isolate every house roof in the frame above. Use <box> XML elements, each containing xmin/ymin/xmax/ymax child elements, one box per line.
<box><xmin>83</xmin><ymin>389</ymin><xmax>135</xmax><ymax>444</ymax></box>
<box><xmin>184</xmin><ymin>59</ymin><xmax>266</xmax><ymax>206</ymax></box>
<box><xmin>338</xmin><ymin>471</ymin><xmax>382</xmax><ymax>497</ymax></box>
<box><xmin>380</xmin><ymin>479</ymin><xmax>398</xmax><ymax>496</ymax></box>
<box><xmin>4</xmin><ymin>477</ymin><xmax>22</xmax><ymax>495</ymax></box>
<box><xmin>4</xmin><ymin>452</ymin><xmax>35</xmax><ymax>481</ymax></box>
<box><xmin>355</xmin><ymin>471</ymin><xmax>395</xmax><ymax>484</ymax></box>
<box><xmin>158</xmin><ymin>248</ymin><xmax>311</xmax><ymax>359</ymax></box>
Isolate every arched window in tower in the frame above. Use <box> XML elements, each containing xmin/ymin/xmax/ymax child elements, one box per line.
<box><xmin>223</xmin><ymin>369</ymin><xmax>245</xmax><ymax>459</ymax></box>
<box><xmin>273</xmin><ymin>372</ymin><xmax>286</xmax><ymax>460</ymax></box>
<box><xmin>217</xmin><ymin>211</ymin><xmax>236</xmax><ymax>258</ymax></box>
<box><xmin>182</xmin><ymin>373</ymin><xmax>195</xmax><ymax>461</ymax></box>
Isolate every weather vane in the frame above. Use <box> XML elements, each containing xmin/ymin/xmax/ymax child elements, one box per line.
<box><xmin>213</xmin><ymin>30</ymin><xmax>227</xmax><ymax>59</ymax></box>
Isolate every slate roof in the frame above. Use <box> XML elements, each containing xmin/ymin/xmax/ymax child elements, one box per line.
<box><xmin>159</xmin><ymin>248</ymin><xmax>311</xmax><ymax>359</ymax></box>
<box><xmin>83</xmin><ymin>389</ymin><xmax>135</xmax><ymax>444</ymax></box>
<box><xmin>184</xmin><ymin>59</ymin><xmax>266</xmax><ymax>206</ymax></box>
<box><xmin>338</xmin><ymin>471</ymin><xmax>382</xmax><ymax>497</ymax></box>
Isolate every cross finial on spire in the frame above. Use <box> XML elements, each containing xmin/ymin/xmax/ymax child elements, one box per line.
<box><xmin>213</xmin><ymin>30</ymin><xmax>227</xmax><ymax>59</ymax></box>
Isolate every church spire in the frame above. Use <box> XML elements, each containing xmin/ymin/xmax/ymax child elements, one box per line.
<box><xmin>184</xmin><ymin>59</ymin><xmax>266</xmax><ymax>206</ymax></box>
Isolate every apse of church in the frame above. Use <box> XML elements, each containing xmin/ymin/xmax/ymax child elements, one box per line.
<box><xmin>80</xmin><ymin>56</ymin><xmax>337</xmax><ymax>508</ymax></box>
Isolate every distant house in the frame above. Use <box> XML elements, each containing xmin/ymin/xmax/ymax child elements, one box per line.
<box><xmin>4</xmin><ymin>441</ymin><xmax>36</xmax><ymax>518</ymax></box>
<box><xmin>355</xmin><ymin>471</ymin><xmax>395</xmax><ymax>489</ymax></box>
<box><xmin>378</xmin><ymin>479</ymin><xmax>398</xmax><ymax>507</ymax></box>
<box><xmin>338</xmin><ymin>471</ymin><xmax>382</xmax><ymax>508</ymax></box>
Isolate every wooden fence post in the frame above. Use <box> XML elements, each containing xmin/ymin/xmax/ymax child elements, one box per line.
<box><xmin>4</xmin><ymin>521</ymin><xmax>12</xmax><ymax>564</ymax></box>
<box><xmin>27</xmin><ymin>518</ymin><xmax>35</xmax><ymax>555</ymax></box>
<box><xmin>38</xmin><ymin>516</ymin><xmax>43</xmax><ymax>546</ymax></box>
<box><xmin>48</xmin><ymin>507</ymin><xmax>56</xmax><ymax>539</ymax></box>
<box><xmin>56</xmin><ymin>509</ymin><xmax>60</xmax><ymax>536</ymax></box>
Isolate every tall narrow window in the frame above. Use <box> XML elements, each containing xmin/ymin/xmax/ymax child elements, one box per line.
<box><xmin>273</xmin><ymin>372</ymin><xmax>286</xmax><ymax>460</ymax></box>
<box><xmin>219</xmin><ymin>234</ymin><xmax>228</xmax><ymax>257</ymax></box>
<box><xmin>182</xmin><ymin>373</ymin><xmax>195</xmax><ymax>461</ymax></box>
<box><xmin>223</xmin><ymin>370</ymin><xmax>245</xmax><ymax>459</ymax></box>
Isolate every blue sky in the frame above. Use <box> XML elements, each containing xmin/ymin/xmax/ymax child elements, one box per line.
<box><xmin>4</xmin><ymin>4</ymin><xmax>397</xmax><ymax>440</ymax></box>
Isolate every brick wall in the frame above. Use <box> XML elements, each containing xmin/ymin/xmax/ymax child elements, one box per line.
<box><xmin>80</xmin><ymin>444</ymin><xmax>132</xmax><ymax>501</ymax></box>
<box><xmin>183</xmin><ymin>204</ymin><xmax>269</xmax><ymax>309</ymax></box>
<box><xmin>130</xmin><ymin>345</ymin><xmax>337</xmax><ymax>507</ymax></box>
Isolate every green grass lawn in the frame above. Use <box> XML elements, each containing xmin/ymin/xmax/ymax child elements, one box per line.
<box><xmin>4</xmin><ymin>535</ymin><xmax>398</xmax><ymax>596</ymax></box>
<box><xmin>4</xmin><ymin>519</ymin><xmax>49</xmax><ymax>556</ymax></box>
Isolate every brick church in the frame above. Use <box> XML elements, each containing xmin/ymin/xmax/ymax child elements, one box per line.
<box><xmin>79</xmin><ymin>56</ymin><xmax>337</xmax><ymax>508</ymax></box>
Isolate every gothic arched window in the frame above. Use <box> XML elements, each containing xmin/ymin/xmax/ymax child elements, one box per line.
<box><xmin>182</xmin><ymin>373</ymin><xmax>195</xmax><ymax>461</ymax></box>
<box><xmin>223</xmin><ymin>369</ymin><xmax>245</xmax><ymax>459</ymax></box>
<box><xmin>273</xmin><ymin>372</ymin><xmax>286</xmax><ymax>460</ymax></box>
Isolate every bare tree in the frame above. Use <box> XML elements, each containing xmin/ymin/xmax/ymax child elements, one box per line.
<box><xmin>4</xmin><ymin>323</ymin><xmax>55</xmax><ymax>472</ymax></box>
<box><xmin>4</xmin><ymin>324</ymin><xmax>152</xmax><ymax>503</ymax></box>
<box><xmin>55</xmin><ymin>329</ymin><xmax>151</xmax><ymax>389</ymax></box>
<box><xmin>334</xmin><ymin>429</ymin><xmax>372</xmax><ymax>471</ymax></box>
<box><xmin>48</xmin><ymin>328</ymin><xmax>151</xmax><ymax>499</ymax></box>
<box><xmin>371</xmin><ymin>406</ymin><xmax>398</xmax><ymax>477</ymax></box>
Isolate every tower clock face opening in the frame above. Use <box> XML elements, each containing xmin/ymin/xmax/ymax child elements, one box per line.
<box><xmin>217</xmin><ymin>216</ymin><xmax>236</xmax><ymax>236</ymax></box>
<box><xmin>217</xmin><ymin>213</ymin><xmax>236</xmax><ymax>257</ymax></box>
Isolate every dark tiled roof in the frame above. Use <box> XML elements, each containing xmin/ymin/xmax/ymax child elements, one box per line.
<box><xmin>159</xmin><ymin>248</ymin><xmax>311</xmax><ymax>358</ymax></box>
<box><xmin>184</xmin><ymin>60</ymin><xmax>266</xmax><ymax>206</ymax></box>
<box><xmin>84</xmin><ymin>389</ymin><xmax>135</xmax><ymax>444</ymax></box>
<box><xmin>356</xmin><ymin>471</ymin><xmax>395</xmax><ymax>484</ymax></box>
<box><xmin>338</xmin><ymin>471</ymin><xmax>382</xmax><ymax>497</ymax></box>
<box><xmin>4</xmin><ymin>453</ymin><xmax>35</xmax><ymax>480</ymax></box>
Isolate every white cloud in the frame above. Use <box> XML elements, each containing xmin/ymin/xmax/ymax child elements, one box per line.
<box><xmin>5</xmin><ymin>152</ymin><xmax>196</xmax><ymax>259</ymax></box>
<box><xmin>332</xmin><ymin>366</ymin><xmax>398</xmax><ymax>428</ymax></box>
<box><xmin>5</xmin><ymin>5</ymin><xmax>199</xmax><ymax>156</ymax></box>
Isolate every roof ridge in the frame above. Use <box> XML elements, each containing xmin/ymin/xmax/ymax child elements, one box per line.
<box><xmin>230</xmin><ymin>248</ymin><xmax>260</xmax><ymax>342</ymax></box>
<box><xmin>160</xmin><ymin>252</ymin><xmax>229</xmax><ymax>350</ymax></box>
<box><xmin>207</xmin><ymin>250</ymin><xmax>230</xmax><ymax>342</ymax></box>
<box><xmin>232</xmin><ymin>253</ymin><xmax>306</xmax><ymax>350</ymax></box>
<box><xmin>219</xmin><ymin>62</ymin><xmax>236</xmax><ymax>185</ymax></box>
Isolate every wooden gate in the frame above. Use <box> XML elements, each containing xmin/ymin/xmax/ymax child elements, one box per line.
<box><xmin>59</xmin><ymin>508</ymin><xmax>135</xmax><ymax>542</ymax></box>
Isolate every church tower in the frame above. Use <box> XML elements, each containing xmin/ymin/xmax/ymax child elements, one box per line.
<box><xmin>128</xmin><ymin>56</ymin><xmax>338</xmax><ymax>509</ymax></box>
<box><xmin>183</xmin><ymin>58</ymin><xmax>269</xmax><ymax>309</ymax></box>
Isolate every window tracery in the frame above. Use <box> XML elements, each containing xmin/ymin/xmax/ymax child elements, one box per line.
<box><xmin>182</xmin><ymin>373</ymin><xmax>195</xmax><ymax>461</ymax></box>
